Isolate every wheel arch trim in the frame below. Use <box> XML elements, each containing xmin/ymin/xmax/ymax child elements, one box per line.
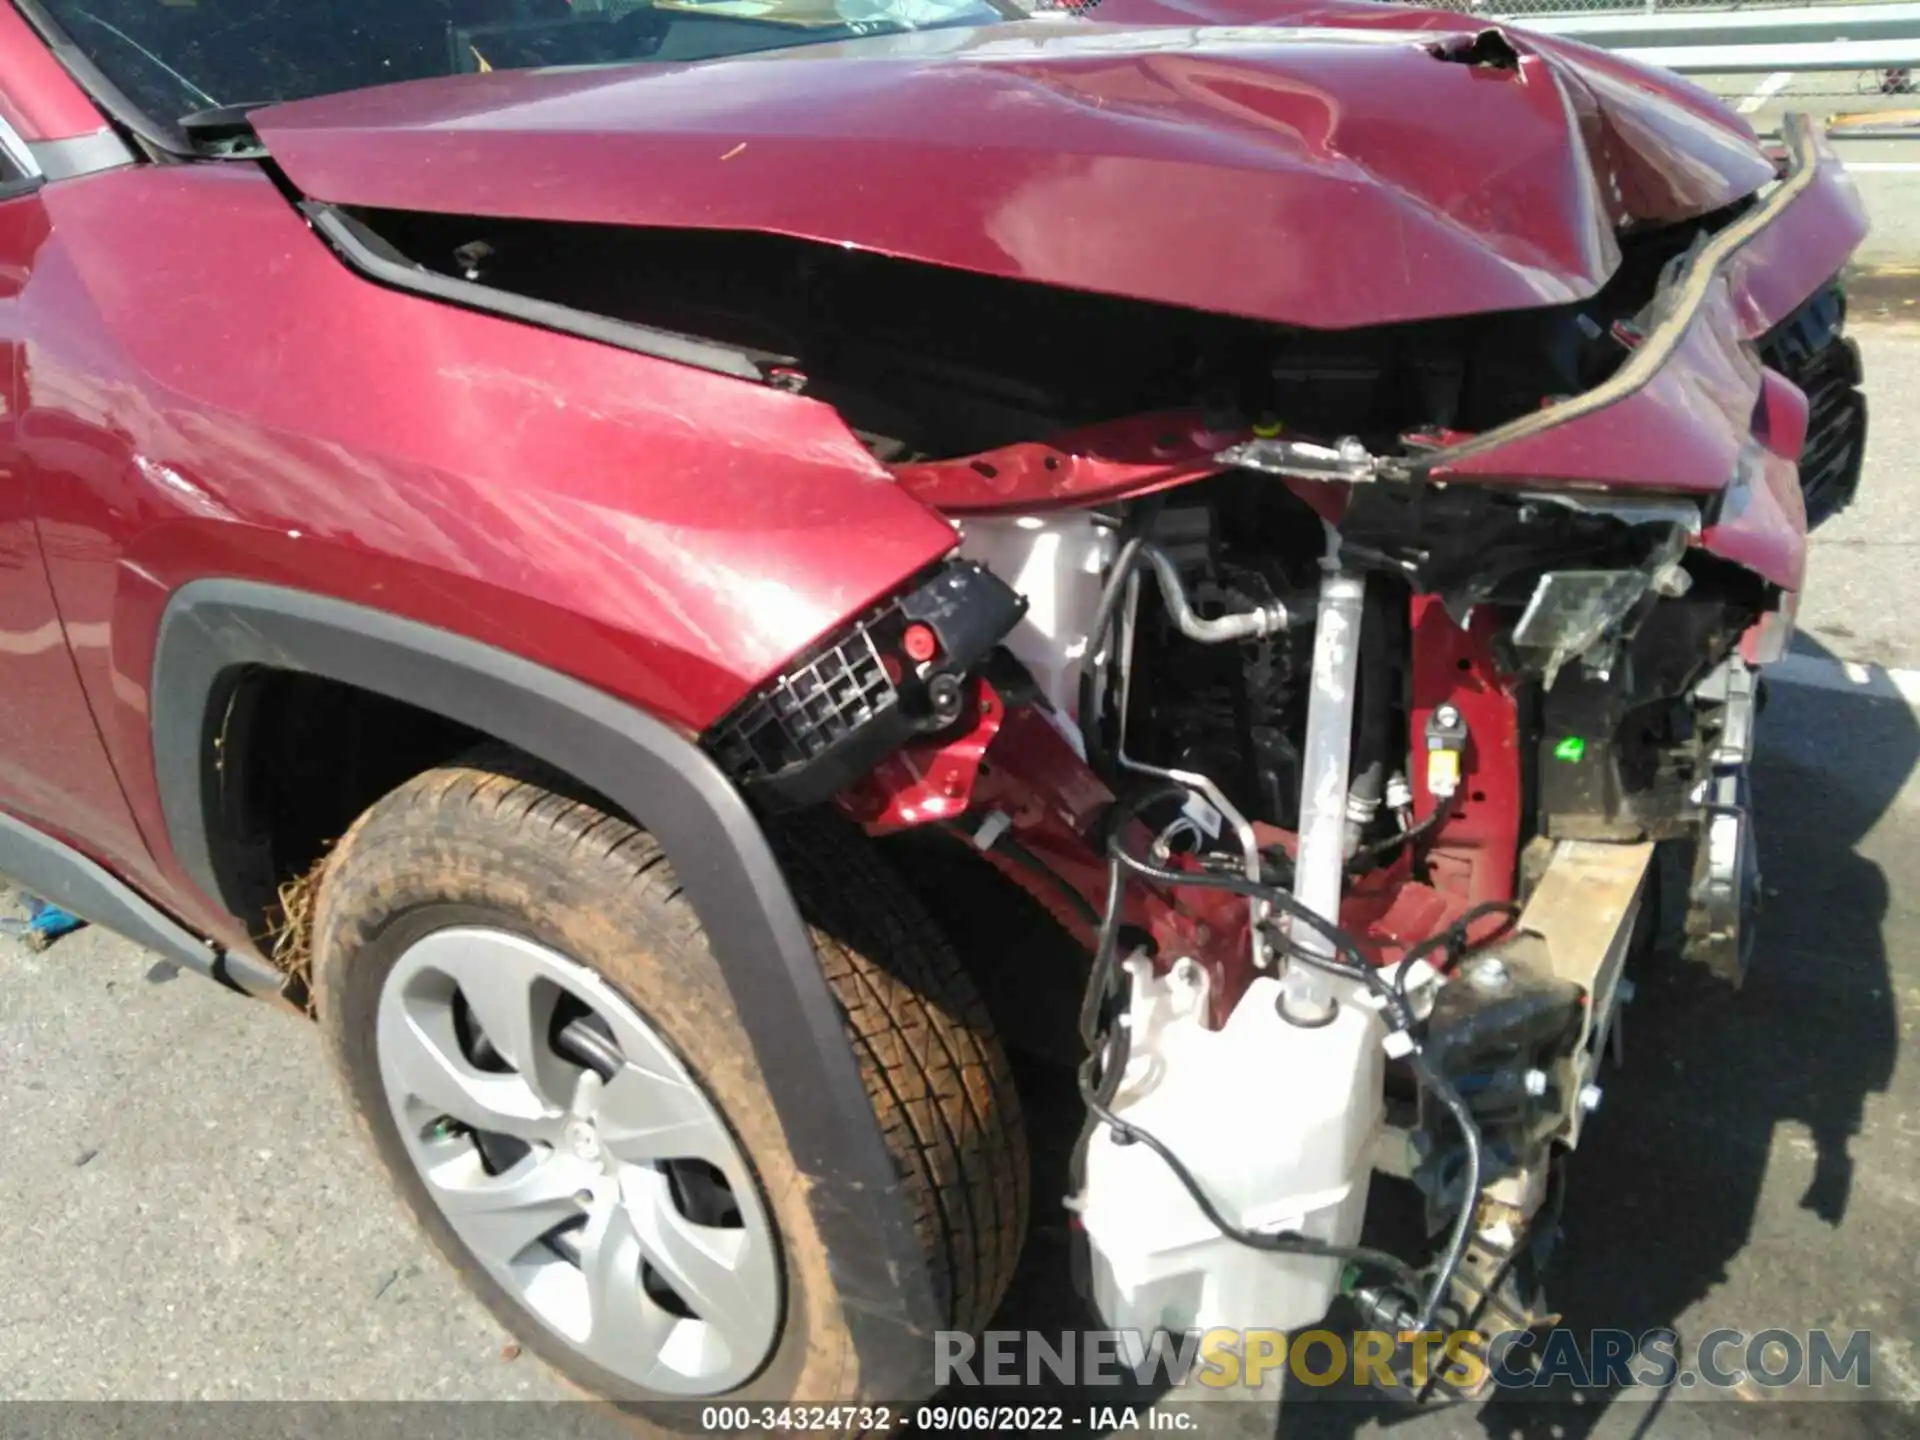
<box><xmin>0</xmin><ymin>805</ymin><xmax>232</xmax><ymax>981</ymax></box>
<box><xmin>152</xmin><ymin>578</ymin><xmax>942</xmax><ymax>1394</ymax></box>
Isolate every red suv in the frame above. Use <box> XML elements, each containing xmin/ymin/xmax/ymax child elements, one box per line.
<box><xmin>0</xmin><ymin>0</ymin><xmax>1867</xmax><ymax>1417</ymax></box>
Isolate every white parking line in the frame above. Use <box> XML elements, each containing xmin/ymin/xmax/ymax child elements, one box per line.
<box><xmin>1836</xmin><ymin>162</ymin><xmax>1920</xmax><ymax>173</ymax></box>
<box><xmin>1768</xmin><ymin>652</ymin><xmax>1920</xmax><ymax>707</ymax></box>
<box><xmin>1737</xmin><ymin>71</ymin><xmax>1794</xmax><ymax>115</ymax></box>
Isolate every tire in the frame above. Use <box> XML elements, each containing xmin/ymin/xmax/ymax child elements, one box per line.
<box><xmin>310</xmin><ymin>752</ymin><xmax>1028</xmax><ymax>1413</ymax></box>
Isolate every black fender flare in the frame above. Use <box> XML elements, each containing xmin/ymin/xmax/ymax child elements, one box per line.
<box><xmin>153</xmin><ymin>579</ymin><xmax>941</xmax><ymax>1395</ymax></box>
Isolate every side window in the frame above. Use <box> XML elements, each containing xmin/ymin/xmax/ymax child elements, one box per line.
<box><xmin>0</xmin><ymin>114</ymin><xmax>42</xmax><ymax>199</ymax></box>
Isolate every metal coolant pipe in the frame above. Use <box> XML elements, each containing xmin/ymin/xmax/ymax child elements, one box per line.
<box><xmin>1286</xmin><ymin>562</ymin><xmax>1367</xmax><ymax>1025</ymax></box>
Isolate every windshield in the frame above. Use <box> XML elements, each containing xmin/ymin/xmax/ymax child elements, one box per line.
<box><xmin>34</xmin><ymin>0</ymin><xmax>1016</xmax><ymax>137</ymax></box>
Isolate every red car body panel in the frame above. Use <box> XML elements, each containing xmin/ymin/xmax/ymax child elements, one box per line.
<box><xmin>5</xmin><ymin>163</ymin><xmax>956</xmax><ymax>935</ymax></box>
<box><xmin>0</xmin><ymin>195</ymin><xmax>154</xmax><ymax>877</ymax></box>
<box><xmin>893</xmin><ymin>410</ymin><xmax>1243</xmax><ymax>515</ymax></box>
<box><xmin>0</xmin><ymin>5</ymin><xmax>101</xmax><ymax>142</ymax></box>
<box><xmin>1437</xmin><ymin>124</ymin><xmax>1866</xmax><ymax>490</ymax></box>
<box><xmin>251</xmin><ymin>18</ymin><xmax>1774</xmax><ymax>332</ymax></box>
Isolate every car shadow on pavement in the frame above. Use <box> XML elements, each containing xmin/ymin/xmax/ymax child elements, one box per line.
<box><xmin>1278</xmin><ymin>636</ymin><xmax>1916</xmax><ymax>1438</ymax></box>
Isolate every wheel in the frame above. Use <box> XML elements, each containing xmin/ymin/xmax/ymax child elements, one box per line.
<box><xmin>310</xmin><ymin>753</ymin><xmax>1028</xmax><ymax>1409</ymax></box>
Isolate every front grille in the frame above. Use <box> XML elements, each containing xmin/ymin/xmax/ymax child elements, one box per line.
<box><xmin>1761</xmin><ymin>284</ymin><xmax>1867</xmax><ymax>529</ymax></box>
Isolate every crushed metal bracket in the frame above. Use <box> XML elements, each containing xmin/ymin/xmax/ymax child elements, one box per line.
<box><xmin>1213</xmin><ymin>433</ymin><xmax>1380</xmax><ymax>484</ymax></box>
<box><xmin>1504</xmin><ymin>838</ymin><xmax>1653</xmax><ymax>1148</ymax></box>
<box><xmin>1683</xmin><ymin>657</ymin><xmax>1762</xmax><ymax>981</ymax></box>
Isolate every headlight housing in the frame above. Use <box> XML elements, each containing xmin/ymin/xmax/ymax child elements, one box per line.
<box><xmin>706</xmin><ymin>559</ymin><xmax>1025</xmax><ymax>810</ymax></box>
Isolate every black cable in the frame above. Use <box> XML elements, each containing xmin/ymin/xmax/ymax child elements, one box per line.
<box><xmin>1391</xmin><ymin>899</ymin><xmax>1523</xmax><ymax>1002</ymax></box>
<box><xmin>1000</xmin><ymin>831</ymin><xmax>1103</xmax><ymax>928</ymax></box>
<box><xmin>950</xmin><ymin>820</ymin><xmax>1104</xmax><ymax>930</ymax></box>
<box><xmin>1346</xmin><ymin>582</ymin><xmax>1396</xmax><ymax>843</ymax></box>
<box><xmin>1405</xmin><ymin>1049</ymin><xmax>1482</xmax><ymax>1333</ymax></box>
<box><xmin>1080</xmin><ymin>855</ymin><xmax>1129</xmax><ymax>1056</ymax></box>
<box><xmin>1079</xmin><ymin>784</ymin><xmax>1193</xmax><ymax>1053</ymax></box>
<box><xmin>1107</xmin><ymin>842</ymin><xmax>1401</xmax><ymax>1012</ymax></box>
<box><xmin>1347</xmin><ymin>799</ymin><xmax>1448</xmax><ymax>871</ymax></box>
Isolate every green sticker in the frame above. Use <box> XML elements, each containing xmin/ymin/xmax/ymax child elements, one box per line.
<box><xmin>1553</xmin><ymin>736</ymin><xmax>1586</xmax><ymax>763</ymax></box>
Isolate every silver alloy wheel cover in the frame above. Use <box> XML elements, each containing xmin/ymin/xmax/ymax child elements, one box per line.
<box><xmin>375</xmin><ymin>927</ymin><xmax>781</xmax><ymax>1394</ymax></box>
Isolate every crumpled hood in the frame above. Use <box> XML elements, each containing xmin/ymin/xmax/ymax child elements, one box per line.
<box><xmin>253</xmin><ymin>15</ymin><xmax>1776</xmax><ymax>330</ymax></box>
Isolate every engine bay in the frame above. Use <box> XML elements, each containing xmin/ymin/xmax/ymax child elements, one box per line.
<box><xmin>945</xmin><ymin>479</ymin><xmax>1771</xmax><ymax>1386</ymax></box>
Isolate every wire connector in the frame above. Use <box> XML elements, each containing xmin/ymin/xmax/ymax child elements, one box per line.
<box><xmin>1425</xmin><ymin>704</ymin><xmax>1470</xmax><ymax>800</ymax></box>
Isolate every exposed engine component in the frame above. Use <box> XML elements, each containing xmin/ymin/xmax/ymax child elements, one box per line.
<box><xmin>1288</xmin><ymin>553</ymin><xmax>1369</xmax><ymax>1023</ymax></box>
<box><xmin>352</xmin><ymin>196</ymin><xmax>1748</xmax><ymax>464</ymax></box>
<box><xmin>732</xmin><ymin>455</ymin><xmax>1781</xmax><ymax>1380</ymax></box>
<box><xmin>998</xmin><ymin>476</ymin><xmax>1747</xmax><ymax>1382</ymax></box>
<box><xmin>1138</xmin><ymin>543</ymin><xmax>1293</xmax><ymax>645</ymax></box>
<box><xmin>675</xmin><ymin>127</ymin><xmax>1843</xmax><ymax>1391</ymax></box>
<box><xmin>1107</xmin><ymin>490</ymin><xmax>1328</xmax><ymax>832</ymax></box>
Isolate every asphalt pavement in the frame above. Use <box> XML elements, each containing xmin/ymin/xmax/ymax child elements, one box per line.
<box><xmin>2</xmin><ymin>337</ymin><xmax>1919</xmax><ymax>1435</ymax></box>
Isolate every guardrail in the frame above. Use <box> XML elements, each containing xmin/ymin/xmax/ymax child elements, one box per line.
<box><xmin>1451</xmin><ymin>0</ymin><xmax>1920</xmax><ymax>74</ymax></box>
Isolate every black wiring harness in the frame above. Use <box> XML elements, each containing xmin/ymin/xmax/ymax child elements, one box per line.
<box><xmin>1075</xmin><ymin>783</ymin><xmax>1510</xmax><ymax>1335</ymax></box>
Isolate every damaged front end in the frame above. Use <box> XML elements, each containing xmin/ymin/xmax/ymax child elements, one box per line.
<box><xmin>699</xmin><ymin>128</ymin><xmax>1856</xmax><ymax>1391</ymax></box>
<box><xmin>693</xmin><ymin>114</ymin><xmax>1858</xmax><ymax>1387</ymax></box>
<box><xmin>258</xmin><ymin>13</ymin><xmax>1866</xmax><ymax>1395</ymax></box>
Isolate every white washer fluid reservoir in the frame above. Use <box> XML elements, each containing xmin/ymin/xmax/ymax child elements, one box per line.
<box><xmin>1079</xmin><ymin>957</ymin><xmax>1384</xmax><ymax>1336</ymax></box>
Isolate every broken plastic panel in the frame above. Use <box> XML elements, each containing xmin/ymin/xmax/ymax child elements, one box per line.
<box><xmin>1512</xmin><ymin>570</ymin><xmax>1652</xmax><ymax>689</ymax></box>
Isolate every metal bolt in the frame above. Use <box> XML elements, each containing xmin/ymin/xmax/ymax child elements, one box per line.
<box><xmin>1523</xmin><ymin>1069</ymin><xmax>1549</xmax><ymax>1097</ymax></box>
<box><xmin>1578</xmin><ymin>1084</ymin><xmax>1604</xmax><ymax>1114</ymax></box>
<box><xmin>574</xmin><ymin>1189</ymin><xmax>595</xmax><ymax>1208</ymax></box>
<box><xmin>1435</xmin><ymin>704</ymin><xmax>1461</xmax><ymax>729</ymax></box>
<box><xmin>927</xmin><ymin>673</ymin><xmax>963</xmax><ymax>717</ymax></box>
